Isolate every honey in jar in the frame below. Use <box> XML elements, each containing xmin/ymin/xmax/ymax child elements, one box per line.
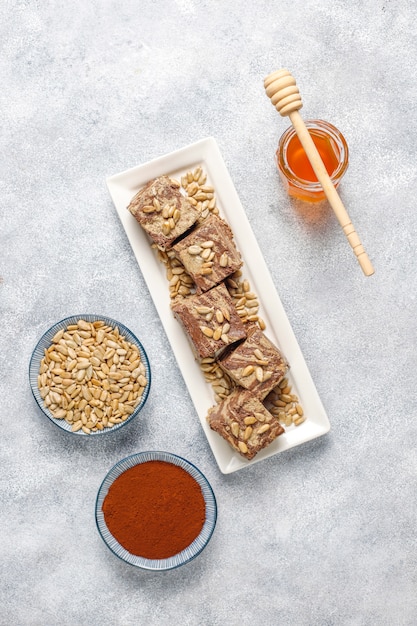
<box><xmin>276</xmin><ymin>119</ymin><xmax>349</xmax><ymax>202</ymax></box>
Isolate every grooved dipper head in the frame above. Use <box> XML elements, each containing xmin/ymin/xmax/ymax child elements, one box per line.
<box><xmin>264</xmin><ymin>69</ymin><xmax>303</xmax><ymax>116</ymax></box>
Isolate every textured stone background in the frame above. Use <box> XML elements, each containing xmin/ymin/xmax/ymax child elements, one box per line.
<box><xmin>1</xmin><ymin>1</ymin><xmax>416</xmax><ymax>625</ymax></box>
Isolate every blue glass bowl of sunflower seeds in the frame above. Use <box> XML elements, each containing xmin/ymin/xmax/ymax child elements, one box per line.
<box><xmin>29</xmin><ymin>314</ymin><xmax>151</xmax><ymax>435</ymax></box>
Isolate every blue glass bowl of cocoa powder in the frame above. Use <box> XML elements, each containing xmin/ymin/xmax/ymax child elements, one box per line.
<box><xmin>95</xmin><ymin>451</ymin><xmax>217</xmax><ymax>570</ymax></box>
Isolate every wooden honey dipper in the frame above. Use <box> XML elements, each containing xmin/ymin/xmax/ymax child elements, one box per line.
<box><xmin>264</xmin><ymin>69</ymin><xmax>374</xmax><ymax>276</ymax></box>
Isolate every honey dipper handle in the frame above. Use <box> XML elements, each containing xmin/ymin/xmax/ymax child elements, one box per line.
<box><xmin>289</xmin><ymin>111</ymin><xmax>374</xmax><ymax>276</ymax></box>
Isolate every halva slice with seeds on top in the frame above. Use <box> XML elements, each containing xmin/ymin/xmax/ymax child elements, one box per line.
<box><xmin>207</xmin><ymin>388</ymin><xmax>285</xmax><ymax>460</ymax></box>
<box><xmin>218</xmin><ymin>324</ymin><xmax>289</xmax><ymax>400</ymax></box>
<box><xmin>127</xmin><ymin>175</ymin><xmax>201</xmax><ymax>249</ymax></box>
<box><xmin>172</xmin><ymin>214</ymin><xmax>243</xmax><ymax>293</ymax></box>
<box><xmin>171</xmin><ymin>282</ymin><xmax>247</xmax><ymax>359</ymax></box>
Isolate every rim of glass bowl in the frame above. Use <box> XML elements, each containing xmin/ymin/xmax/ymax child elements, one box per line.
<box><xmin>29</xmin><ymin>314</ymin><xmax>151</xmax><ymax>436</ymax></box>
<box><xmin>95</xmin><ymin>451</ymin><xmax>217</xmax><ymax>570</ymax></box>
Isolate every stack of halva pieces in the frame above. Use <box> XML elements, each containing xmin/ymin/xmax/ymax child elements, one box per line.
<box><xmin>128</xmin><ymin>174</ymin><xmax>289</xmax><ymax>460</ymax></box>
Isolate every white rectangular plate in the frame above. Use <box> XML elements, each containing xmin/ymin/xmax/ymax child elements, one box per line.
<box><xmin>106</xmin><ymin>137</ymin><xmax>330</xmax><ymax>474</ymax></box>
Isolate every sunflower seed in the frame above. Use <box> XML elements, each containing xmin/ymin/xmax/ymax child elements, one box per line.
<box><xmin>215</xmin><ymin>310</ymin><xmax>224</xmax><ymax>324</ymax></box>
<box><xmin>195</xmin><ymin>305</ymin><xmax>213</xmax><ymax>315</ymax></box>
<box><xmin>213</xmin><ymin>327</ymin><xmax>222</xmax><ymax>341</ymax></box>
<box><xmin>238</xmin><ymin>441</ymin><xmax>248</xmax><ymax>454</ymax></box>
<box><xmin>255</xmin><ymin>366</ymin><xmax>264</xmax><ymax>382</ymax></box>
<box><xmin>219</xmin><ymin>252</ymin><xmax>229</xmax><ymax>267</ymax></box>
<box><xmin>257</xmin><ymin>424</ymin><xmax>271</xmax><ymax>434</ymax></box>
<box><xmin>244</xmin><ymin>426</ymin><xmax>253</xmax><ymax>440</ymax></box>
<box><xmin>231</xmin><ymin>422</ymin><xmax>240</xmax><ymax>437</ymax></box>
<box><xmin>200</xmin><ymin>326</ymin><xmax>214</xmax><ymax>338</ymax></box>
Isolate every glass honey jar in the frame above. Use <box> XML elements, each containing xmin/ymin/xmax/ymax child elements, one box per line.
<box><xmin>276</xmin><ymin>119</ymin><xmax>349</xmax><ymax>202</ymax></box>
